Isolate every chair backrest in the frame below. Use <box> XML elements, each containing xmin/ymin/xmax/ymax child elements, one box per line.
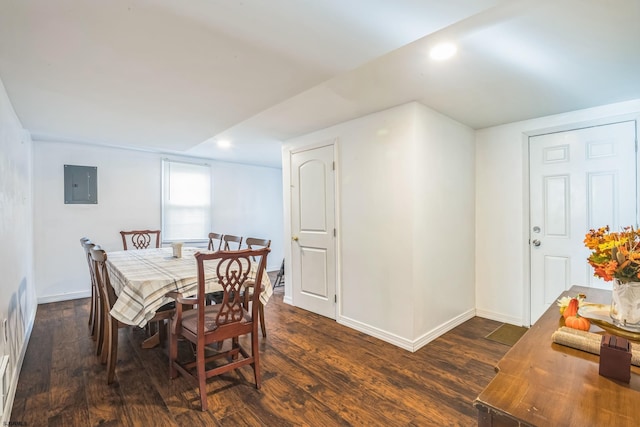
<box><xmin>120</xmin><ymin>229</ymin><xmax>161</xmax><ymax>250</ymax></box>
<box><xmin>194</xmin><ymin>248</ymin><xmax>269</xmax><ymax>336</ymax></box>
<box><xmin>90</xmin><ymin>246</ymin><xmax>118</xmax><ymax>310</ymax></box>
<box><xmin>207</xmin><ymin>232</ymin><xmax>224</xmax><ymax>251</ymax></box>
<box><xmin>245</xmin><ymin>237</ymin><xmax>271</xmax><ymax>261</ymax></box>
<box><xmin>81</xmin><ymin>238</ymin><xmax>96</xmax><ymax>284</ymax></box>
<box><xmin>222</xmin><ymin>234</ymin><xmax>243</xmax><ymax>251</ymax></box>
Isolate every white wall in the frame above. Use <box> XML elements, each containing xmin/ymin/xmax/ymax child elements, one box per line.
<box><xmin>0</xmin><ymin>78</ymin><xmax>36</xmax><ymax>423</ymax></box>
<box><xmin>33</xmin><ymin>141</ymin><xmax>284</xmax><ymax>303</ymax></box>
<box><xmin>413</xmin><ymin>104</ymin><xmax>476</xmax><ymax>341</ymax></box>
<box><xmin>211</xmin><ymin>161</ymin><xmax>284</xmax><ymax>270</ymax></box>
<box><xmin>475</xmin><ymin>99</ymin><xmax>640</xmax><ymax>326</ymax></box>
<box><xmin>283</xmin><ymin>102</ymin><xmax>476</xmax><ymax>351</ymax></box>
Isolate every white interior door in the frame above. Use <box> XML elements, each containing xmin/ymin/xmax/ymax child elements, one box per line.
<box><xmin>290</xmin><ymin>143</ymin><xmax>337</xmax><ymax>319</ymax></box>
<box><xmin>529</xmin><ymin>121</ymin><xmax>637</xmax><ymax>323</ymax></box>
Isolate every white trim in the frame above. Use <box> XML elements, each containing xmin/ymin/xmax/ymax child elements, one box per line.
<box><xmin>475</xmin><ymin>308</ymin><xmax>525</xmax><ymax>327</ymax></box>
<box><xmin>37</xmin><ymin>290</ymin><xmax>91</xmax><ymax>304</ymax></box>
<box><xmin>522</xmin><ymin>131</ymin><xmax>532</xmax><ymax>327</ymax></box>
<box><xmin>289</xmin><ymin>138</ymin><xmax>339</xmax><ymax>320</ymax></box>
<box><xmin>266</xmin><ymin>263</ymin><xmax>280</xmax><ymax>273</ymax></box>
<box><xmin>1</xmin><ymin>306</ymin><xmax>35</xmax><ymax>425</ymax></box>
<box><xmin>412</xmin><ymin>309</ymin><xmax>477</xmax><ymax>351</ymax></box>
<box><xmin>523</xmin><ymin>116</ymin><xmax>640</xmax><ymax>326</ymax></box>
<box><xmin>0</xmin><ymin>355</ymin><xmax>8</xmax><ymax>420</ymax></box>
<box><xmin>339</xmin><ymin>308</ymin><xmax>476</xmax><ymax>353</ymax></box>
<box><xmin>290</xmin><ymin>138</ymin><xmax>336</xmax><ymax>155</ymax></box>
<box><xmin>338</xmin><ymin>316</ymin><xmax>415</xmax><ymax>351</ymax></box>
<box><xmin>332</xmin><ymin>138</ymin><xmax>341</xmax><ymax>322</ymax></box>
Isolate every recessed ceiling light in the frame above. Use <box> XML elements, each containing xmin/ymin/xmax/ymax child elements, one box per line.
<box><xmin>430</xmin><ymin>42</ymin><xmax>457</xmax><ymax>61</ymax></box>
<box><xmin>217</xmin><ymin>140</ymin><xmax>231</xmax><ymax>149</ymax></box>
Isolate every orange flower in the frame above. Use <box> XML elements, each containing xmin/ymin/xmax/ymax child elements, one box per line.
<box><xmin>585</xmin><ymin>226</ymin><xmax>640</xmax><ymax>283</ymax></box>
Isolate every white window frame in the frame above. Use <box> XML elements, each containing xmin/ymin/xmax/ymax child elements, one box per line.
<box><xmin>161</xmin><ymin>159</ymin><xmax>212</xmax><ymax>244</ymax></box>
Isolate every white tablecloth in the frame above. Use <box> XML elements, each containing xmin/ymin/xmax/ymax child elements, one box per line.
<box><xmin>106</xmin><ymin>247</ymin><xmax>272</xmax><ymax>327</ymax></box>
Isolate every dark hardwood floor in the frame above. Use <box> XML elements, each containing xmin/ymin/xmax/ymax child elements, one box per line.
<box><xmin>10</xmin><ymin>277</ymin><xmax>510</xmax><ymax>426</ymax></box>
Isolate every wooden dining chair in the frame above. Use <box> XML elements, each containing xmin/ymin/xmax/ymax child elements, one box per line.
<box><xmin>167</xmin><ymin>247</ymin><xmax>270</xmax><ymax>411</ymax></box>
<box><xmin>243</xmin><ymin>237</ymin><xmax>271</xmax><ymax>337</ymax></box>
<box><xmin>205</xmin><ymin>234</ymin><xmax>244</xmax><ymax>304</ymax></box>
<box><xmin>207</xmin><ymin>233</ymin><xmax>228</xmax><ymax>304</ymax></box>
<box><xmin>207</xmin><ymin>232</ymin><xmax>223</xmax><ymax>251</ymax></box>
<box><xmin>205</xmin><ymin>232</ymin><xmax>225</xmax><ymax>304</ymax></box>
<box><xmin>221</xmin><ymin>234</ymin><xmax>243</xmax><ymax>250</ymax></box>
<box><xmin>120</xmin><ymin>229</ymin><xmax>161</xmax><ymax>250</ymax></box>
<box><xmin>80</xmin><ymin>238</ymin><xmax>100</xmax><ymax>345</ymax></box>
<box><xmin>91</xmin><ymin>246</ymin><xmax>174</xmax><ymax>384</ymax></box>
<box><xmin>91</xmin><ymin>246</ymin><xmax>126</xmax><ymax>383</ymax></box>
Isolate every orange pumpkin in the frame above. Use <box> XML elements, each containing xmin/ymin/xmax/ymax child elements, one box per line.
<box><xmin>563</xmin><ymin>298</ymin><xmax>580</xmax><ymax>319</ymax></box>
<box><xmin>565</xmin><ymin>314</ymin><xmax>590</xmax><ymax>331</ymax></box>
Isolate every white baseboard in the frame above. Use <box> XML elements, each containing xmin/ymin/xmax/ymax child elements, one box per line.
<box><xmin>0</xmin><ymin>355</ymin><xmax>8</xmax><ymax>422</ymax></box>
<box><xmin>266</xmin><ymin>263</ymin><xmax>281</xmax><ymax>273</ymax></box>
<box><xmin>475</xmin><ymin>308</ymin><xmax>525</xmax><ymax>326</ymax></box>
<box><xmin>412</xmin><ymin>308</ymin><xmax>477</xmax><ymax>351</ymax></box>
<box><xmin>338</xmin><ymin>316</ymin><xmax>415</xmax><ymax>351</ymax></box>
<box><xmin>1</xmin><ymin>305</ymin><xmax>35</xmax><ymax>425</ymax></box>
<box><xmin>37</xmin><ymin>290</ymin><xmax>91</xmax><ymax>304</ymax></box>
<box><xmin>338</xmin><ymin>308</ymin><xmax>476</xmax><ymax>353</ymax></box>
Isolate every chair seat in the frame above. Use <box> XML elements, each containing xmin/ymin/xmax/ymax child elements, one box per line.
<box><xmin>157</xmin><ymin>301</ymin><xmax>176</xmax><ymax>311</ymax></box>
<box><xmin>181</xmin><ymin>304</ymin><xmax>251</xmax><ymax>335</ymax></box>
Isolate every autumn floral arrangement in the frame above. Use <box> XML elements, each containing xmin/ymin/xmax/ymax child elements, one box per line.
<box><xmin>584</xmin><ymin>225</ymin><xmax>640</xmax><ymax>283</ymax></box>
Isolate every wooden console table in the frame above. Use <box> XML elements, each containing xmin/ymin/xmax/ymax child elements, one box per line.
<box><xmin>474</xmin><ymin>286</ymin><xmax>640</xmax><ymax>426</ymax></box>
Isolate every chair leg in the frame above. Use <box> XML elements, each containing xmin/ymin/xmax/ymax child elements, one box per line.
<box><xmin>259</xmin><ymin>303</ymin><xmax>266</xmax><ymax>338</ymax></box>
<box><xmin>89</xmin><ymin>287</ymin><xmax>96</xmax><ymax>339</ymax></box>
<box><xmin>196</xmin><ymin>342</ymin><xmax>208</xmax><ymax>411</ymax></box>
<box><xmin>97</xmin><ymin>299</ymin><xmax>106</xmax><ymax>359</ymax></box>
<box><xmin>106</xmin><ymin>318</ymin><xmax>118</xmax><ymax>384</ymax></box>
<box><xmin>99</xmin><ymin>322</ymin><xmax>108</xmax><ymax>365</ymax></box>
<box><xmin>169</xmin><ymin>322</ymin><xmax>178</xmax><ymax>379</ymax></box>
<box><xmin>159</xmin><ymin>320</ymin><xmax>167</xmax><ymax>345</ymax></box>
<box><xmin>233</xmin><ymin>337</ymin><xmax>242</xmax><ymax>358</ymax></box>
<box><xmin>252</xmin><ymin>331</ymin><xmax>261</xmax><ymax>388</ymax></box>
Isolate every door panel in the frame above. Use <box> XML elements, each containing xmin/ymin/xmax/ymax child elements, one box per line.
<box><xmin>529</xmin><ymin>121</ymin><xmax>637</xmax><ymax>322</ymax></box>
<box><xmin>291</xmin><ymin>143</ymin><xmax>336</xmax><ymax>319</ymax></box>
<box><xmin>300</xmin><ymin>247</ymin><xmax>328</xmax><ymax>297</ymax></box>
<box><xmin>544</xmin><ymin>175</ymin><xmax>569</xmax><ymax>236</ymax></box>
<box><xmin>543</xmin><ymin>256</ymin><xmax>569</xmax><ymax>306</ymax></box>
<box><xmin>299</xmin><ymin>161</ymin><xmax>327</xmax><ymax>230</ymax></box>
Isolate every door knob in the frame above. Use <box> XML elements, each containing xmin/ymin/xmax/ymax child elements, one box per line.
<box><xmin>292</xmin><ymin>236</ymin><xmax>299</xmax><ymax>241</ymax></box>
<box><xmin>532</xmin><ymin>239</ymin><xmax>541</xmax><ymax>247</ymax></box>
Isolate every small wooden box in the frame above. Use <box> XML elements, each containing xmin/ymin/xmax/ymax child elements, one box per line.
<box><xmin>599</xmin><ymin>335</ymin><xmax>631</xmax><ymax>383</ymax></box>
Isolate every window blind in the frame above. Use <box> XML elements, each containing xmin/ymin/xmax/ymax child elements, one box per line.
<box><xmin>162</xmin><ymin>159</ymin><xmax>211</xmax><ymax>242</ymax></box>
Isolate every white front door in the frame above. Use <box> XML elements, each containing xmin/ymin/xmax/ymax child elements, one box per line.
<box><xmin>529</xmin><ymin>121</ymin><xmax>637</xmax><ymax>323</ymax></box>
<box><xmin>290</xmin><ymin>142</ymin><xmax>337</xmax><ymax>319</ymax></box>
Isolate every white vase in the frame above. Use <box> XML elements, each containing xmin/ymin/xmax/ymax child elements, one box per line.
<box><xmin>610</xmin><ymin>280</ymin><xmax>640</xmax><ymax>331</ymax></box>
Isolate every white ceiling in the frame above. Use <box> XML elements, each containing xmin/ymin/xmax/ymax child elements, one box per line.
<box><xmin>1</xmin><ymin>0</ymin><xmax>639</xmax><ymax>168</ymax></box>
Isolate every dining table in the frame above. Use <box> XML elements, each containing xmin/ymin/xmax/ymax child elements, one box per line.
<box><xmin>106</xmin><ymin>246</ymin><xmax>273</xmax><ymax>329</ymax></box>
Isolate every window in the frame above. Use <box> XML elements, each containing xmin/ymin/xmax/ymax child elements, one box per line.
<box><xmin>162</xmin><ymin>159</ymin><xmax>211</xmax><ymax>242</ymax></box>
